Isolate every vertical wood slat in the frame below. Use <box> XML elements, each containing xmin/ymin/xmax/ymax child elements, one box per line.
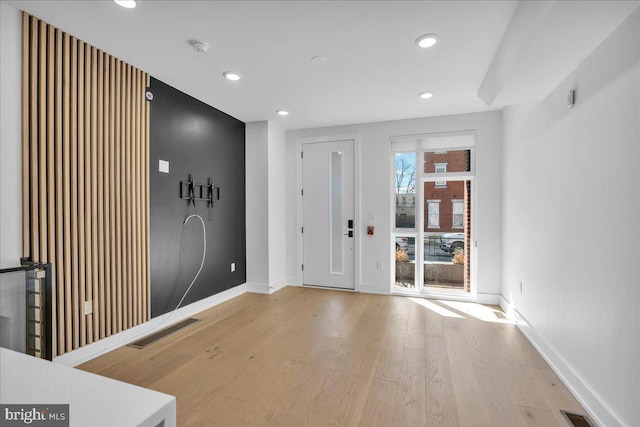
<box><xmin>38</xmin><ymin>20</ymin><xmax>47</xmax><ymax>263</ymax></box>
<box><xmin>97</xmin><ymin>48</ymin><xmax>106</xmax><ymax>339</ymax></box>
<box><xmin>84</xmin><ymin>42</ymin><xmax>94</xmax><ymax>345</ymax></box>
<box><xmin>103</xmin><ymin>52</ymin><xmax>112</xmax><ymax>337</ymax></box>
<box><xmin>23</xmin><ymin>14</ymin><xmax>150</xmax><ymax>355</ymax></box>
<box><xmin>145</xmin><ymin>73</ymin><xmax>150</xmax><ymax>321</ymax></box>
<box><xmin>131</xmin><ymin>68</ymin><xmax>138</xmax><ymax>326</ymax></box>
<box><xmin>46</xmin><ymin>23</ymin><xmax>57</xmax><ymax>358</ymax></box>
<box><xmin>30</xmin><ymin>16</ymin><xmax>39</xmax><ymax>262</ymax></box>
<box><xmin>115</xmin><ymin>59</ymin><xmax>123</xmax><ymax>334</ymax></box>
<box><xmin>55</xmin><ymin>27</ymin><xmax>65</xmax><ymax>356</ymax></box>
<box><xmin>22</xmin><ymin>13</ymin><xmax>30</xmax><ymax>259</ymax></box>
<box><xmin>109</xmin><ymin>56</ymin><xmax>117</xmax><ymax>335</ymax></box>
<box><xmin>70</xmin><ymin>35</ymin><xmax>80</xmax><ymax>350</ymax></box>
<box><xmin>124</xmin><ymin>63</ymin><xmax>131</xmax><ymax>331</ymax></box>
<box><xmin>91</xmin><ymin>45</ymin><xmax>99</xmax><ymax>342</ymax></box>
<box><xmin>135</xmin><ymin>69</ymin><xmax>142</xmax><ymax>323</ymax></box>
<box><xmin>63</xmin><ymin>32</ymin><xmax>72</xmax><ymax>353</ymax></box>
<box><xmin>77</xmin><ymin>40</ymin><xmax>87</xmax><ymax>347</ymax></box>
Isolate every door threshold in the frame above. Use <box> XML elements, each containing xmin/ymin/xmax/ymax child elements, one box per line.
<box><xmin>303</xmin><ymin>284</ymin><xmax>356</xmax><ymax>292</ymax></box>
<box><xmin>392</xmin><ymin>288</ymin><xmax>476</xmax><ymax>303</ymax></box>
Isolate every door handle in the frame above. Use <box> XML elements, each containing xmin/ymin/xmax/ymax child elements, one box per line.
<box><xmin>344</xmin><ymin>230</ymin><xmax>353</xmax><ymax>238</ymax></box>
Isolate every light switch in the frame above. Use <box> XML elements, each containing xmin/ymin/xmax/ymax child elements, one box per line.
<box><xmin>159</xmin><ymin>159</ymin><xmax>169</xmax><ymax>174</ymax></box>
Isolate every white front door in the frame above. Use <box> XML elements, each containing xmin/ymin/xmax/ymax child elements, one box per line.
<box><xmin>302</xmin><ymin>140</ymin><xmax>355</xmax><ymax>289</ymax></box>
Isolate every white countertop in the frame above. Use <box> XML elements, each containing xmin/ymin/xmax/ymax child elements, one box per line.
<box><xmin>0</xmin><ymin>348</ymin><xmax>176</xmax><ymax>427</ymax></box>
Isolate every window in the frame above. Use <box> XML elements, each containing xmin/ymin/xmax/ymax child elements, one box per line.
<box><xmin>427</xmin><ymin>200</ymin><xmax>440</xmax><ymax>228</ymax></box>
<box><xmin>452</xmin><ymin>199</ymin><xmax>464</xmax><ymax>229</ymax></box>
<box><xmin>434</xmin><ymin>163</ymin><xmax>447</xmax><ymax>187</ymax></box>
<box><xmin>391</xmin><ymin>132</ymin><xmax>475</xmax><ymax>293</ymax></box>
<box><xmin>395</xmin><ymin>153</ymin><xmax>416</xmax><ymax>229</ymax></box>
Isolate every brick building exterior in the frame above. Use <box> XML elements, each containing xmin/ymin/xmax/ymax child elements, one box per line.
<box><xmin>423</xmin><ymin>150</ymin><xmax>470</xmax><ymax>234</ymax></box>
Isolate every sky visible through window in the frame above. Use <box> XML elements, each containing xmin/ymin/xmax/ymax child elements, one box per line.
<box><xmin>395</xmin><ymin>152</ymin><xmax>415</xmax><ymax>195</ymax></box>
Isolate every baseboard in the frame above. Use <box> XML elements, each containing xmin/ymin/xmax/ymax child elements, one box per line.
<box><xmin>53</xmin><ymin>283</ymin><xmax>247</xmax><ymax>367</ymax></box>
<box><xmin>358</xmin><ymin>283</ymin><xmax>391</xmax><ymax>295</ymax></box>
<box><xmin>268</xmin><ymin>279</ymin><xmax>287</xmax><ymax>294</ymax></box>
<box><xmin>476</xmin><ymin>292</ymin><xmax>500</xmax><ymax>305</ymax></box>
<box><xmin>498</xmin><ymin>295</ymin><xmax>514</xmax><ymax>319</ymax></box>
<box><xmin>246</xmin><ymin>282</ymin><xmax>270</xmax><ymax>294</ymax></box>
<box><xmin>513</xmin><ymin>309</ymin><xmax>620</xmax><ymax>427</ymax></box>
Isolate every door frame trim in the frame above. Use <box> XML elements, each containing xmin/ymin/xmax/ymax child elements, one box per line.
<box><xmin>296</xmin><ymin>134</ymin><xmax>361</xmax><ymax>291</ymax></box>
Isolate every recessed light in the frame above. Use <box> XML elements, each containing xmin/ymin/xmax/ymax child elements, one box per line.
<box><xmin>114</xmin><ymin>0</ymin><xmax>136</xmax><ymax>8</ymax></box>
<box><xmin>276</xmin><ymin>110</ymin><xmax>289</xmax><ymax>116</ymax></box>
<box><xmin>223</xmin><ymin>71</ymin><xmax>242</xmax><ymax>81</ymax></box>
<box><xmin>415</xmin><ymin>33</ymin><xmax>439</xmax><ymax>48</ymax></box>
<box><xmin>419</xmin><ymin>91</ymin><xmax>434</xmax><ymax>99</ymax></box>
<box><xmin>310</xmin><ymin>56</ymin><xmax>326</xmax><ymax>64</ymax></box>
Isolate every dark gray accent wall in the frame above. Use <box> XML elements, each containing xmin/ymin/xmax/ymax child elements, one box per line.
<box><xmin>149</xmin><ymin>77</ymin><xmax>246</xmax><ymax>318</ymax></box>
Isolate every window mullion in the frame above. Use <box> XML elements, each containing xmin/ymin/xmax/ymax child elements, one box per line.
<box><xmin>416</xmin><ymin>153</ymin><xmax>425</xmax><ymax>291</ymax></box>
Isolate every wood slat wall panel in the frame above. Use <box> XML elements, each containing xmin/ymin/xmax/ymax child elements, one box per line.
<box><xmin>97</xmin><ymin>48</ymin><xmax>105</xmax><ymax>339</ymax></box>
<box><xmin>29</xmin><ymin>16</ymin><xmax>39</xmax><ymax>262</ymax></box>
<box><xmin>22</xmin><ymin>13</ymin><xmax>30</xmax><ymax>259</ymax></box>
<box><xmin>62</xmin><ymin>32</ymin><xmax>72</xmax><ymax>353</ymax></box>
<box><xmin>55</xmin><ymin>28</ymin><xmax>64</xmax><ymax>357</ymax></box>
<box><xmin>70</xmin><ymin>35</ymin><xmax>80</xmax><ymax>350</ymax></box>
<box><xmin>46</xmin><ymin>24</ymin><xmax>56</xmax><ymax>358</ymax></box>
<box><xmin>77</xmin><ymin>39</ymin><xmax>86</xmax><ymax>348</ymax></box>
<box><xmin>21</xmin><ymin>14</ymin><xmax>150</xmax><ymax>356</ymax></box>
<box><xmin>145</xmin><ymin>74</ymin><xmax>150</xmax><ymax>321</ymax></box>
<box><xmin>114</xmin><ymin>59</ymin><xmax>122</xmax><ymax>334</ymax></box>
<box><xmin>38</xmin><ymin>20</ymin><xmax>47</xmax><ymax>263</ymax></box>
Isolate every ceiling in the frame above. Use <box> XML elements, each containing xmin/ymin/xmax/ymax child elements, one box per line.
<box><xmin>8</xmin><ymin>1</ymin><xmax>640</xmax><ymax>130</ymax></box>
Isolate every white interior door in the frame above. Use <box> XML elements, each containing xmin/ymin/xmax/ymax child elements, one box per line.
<box><xmin>302</xmin><ymin>140</ymin><xmax>354</xmax><ymax>289</ymax></box>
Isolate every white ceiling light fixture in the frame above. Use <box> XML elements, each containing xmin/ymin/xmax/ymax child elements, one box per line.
<box><xmin>419</xmin><ymin>91</ymin><xmax>434</xmax><ymax>99</ymax></box>
<box><xmin>223</xmin><ymin>71</ymin><xmax>242</xmax><ymax>81</ymax></box>
<box><xmin>276</xmin><ymin>110</ymin><xmax>289</xmax><ymax>116</ymax></box>
<box><xmin>415</xmin><ymin>33</ymin><xmax>439</xmax><ymax>48</ymax></box>
<box><xmin>189</xmin><ymin>40</ymin><xmax>209</xmax><ymax>53</ymax></box>
<box><xmin>113</xmin><ymin>0</ymin><xmax>137</xmax><ymax>9</ymax></box>
<box><xmin>310</xmin><ymin>56</ymin><xmax>326</xmax><ymax>64</ymax></box>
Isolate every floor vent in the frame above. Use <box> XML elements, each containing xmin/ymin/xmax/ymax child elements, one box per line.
<box><xmin>560</xmin><ymin>410</ymin><xmax>596</xmax><ymax>427</ymax></box>
<box><xmin>128</xmin><ymin>318</ymin><xmax>200</xmax><ymax>349</ymax></box>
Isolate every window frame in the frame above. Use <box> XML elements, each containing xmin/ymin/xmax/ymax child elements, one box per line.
<box><xmin>390</xmin><ymin>131</ymin><xmax>476</xmax><ymax>298</ymax></box>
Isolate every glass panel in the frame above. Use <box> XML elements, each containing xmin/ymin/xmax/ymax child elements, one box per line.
<box><xmin>394</xmin><ymin>236</ymin><xmax>415</xmax><ymax>288</ymax></box>
<box><xmin>395</xmin><ymin>153</ymin><xmax>416</xmax><ymax>229</ymax></box>
<box><xmin>424</xmin><ymin>180</ymin><xmax>471</xmax><ymax>292</ymax></box>
<box><xmin>423</xmin><ymin>149</ymin><xmax>471</xmax><ymax>173</ymax></box>
<box><xmin>330</xmin><ymin>151</ymin><xmax>343</xmax><ymax>274</ymax></box>
<box><xmin>427</xmin><ymin>201</ymin><xmax>440</xmax><ymax>228</ymax></box>
<box><xmin>434</xmin><ymin>163</ymin><xmax>447</xmax><ymax>187</ymax></box>
<box><xmin>0</xmin><ymin>271</ymin><xmax>26</xmax><ymax>353</ymax></box>
<box><xmin>452</xmin><ymin>200</ymin><xmax>464</xmax><ymax>228</ymax></box>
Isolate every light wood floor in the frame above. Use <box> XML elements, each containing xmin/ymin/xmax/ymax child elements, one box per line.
<box><xmin>78</xmin><ymin>287</ymin><xmax>585</xmax><ymax>426</ymax></box>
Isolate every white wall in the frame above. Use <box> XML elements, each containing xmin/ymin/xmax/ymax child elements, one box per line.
<box><xmin>0</xmin><ymin>3</ymin><xmax>26</xmax><ymax>352</ymax></box>
<box><xmin>0</xmin><ymin>1</ymin><xmax>22</xmax><ymax>268</ymax></box>
<box><xmin>246</xmin><ymin>121</ymin><xmax>287</xmax><ymax>293</ymax></box>
<box><xmin>267</xmin><ymin>122</ymin><xmax>287</xmax><ymax>289</ymax></box>
<box><xmin>245</xmin><ymin>122</ymin><xmax>270</xmax><ymax>289</ymax></box>
<box><xmin>286</xmin><ymin>111</ymin><xmax>503</xmax><ymax>297</ymax></box>
<box><xmin>502</xmin><ymin>8</ymin><xmax>640</xmax><ymax>426</ymax></box>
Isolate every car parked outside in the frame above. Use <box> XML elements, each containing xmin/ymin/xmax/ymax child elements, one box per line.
<box><xmin>395</xmin><ymin>237</ymin><xmax>409</xmax><ymax>250</ymax></box>
<box><xmin>439</xmin><ymin>232</ymin><xmax>464</xmax><ymax>253</ymax></box>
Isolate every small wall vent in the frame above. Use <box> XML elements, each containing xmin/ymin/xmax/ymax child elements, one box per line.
<box><xmin>560</xmin><ymin>410</ymin><xmax>596</xmax><ymax>427</ymax></box>
<box><xmin>128</xmin><ymin>318</ymin><xmax>200</xmax><ymax>349</ymax></box>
